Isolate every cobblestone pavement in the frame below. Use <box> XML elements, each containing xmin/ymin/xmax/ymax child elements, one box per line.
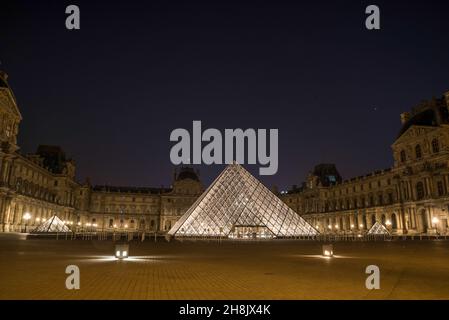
<box><xmin>1</xmin><ymin>233</ymin><xmax>449</xmax><ymax>299</ymax></box>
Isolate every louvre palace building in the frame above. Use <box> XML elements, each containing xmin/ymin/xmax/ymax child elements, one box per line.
<box><xmin>1</xmin><ymin>69</ymin><xmax>449</xmax><ymax>236</ymax></box>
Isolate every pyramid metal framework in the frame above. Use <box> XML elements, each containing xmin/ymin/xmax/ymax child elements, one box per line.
<box><xmin>367</xmin><ymin>222</ymin><xmax>390</xmax><ymax>235</ymax></box>
<box><xmin>31</xmin><ymin>215</ymin><xmax>71</xmax><ymax>233</ymax></box>
<box><xmin>168</xmin><ymin>163</ymin><xmax>318</xmax><ymax>239</ymax></box>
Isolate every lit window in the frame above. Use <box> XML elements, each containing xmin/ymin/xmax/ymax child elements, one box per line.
<box><xmin>432</xmin><ymin>138</ymin><xmax>440</xmax><ymax>153</ymax></box>
<box><xmin>400</xmin><ymin>150</ymin><xmax>406</xmax><ymax>162</ymax></box>
<box><xmin>416</xmin><ymin>182</ymin><xmax>425</xmax><ymax>200</ymax></box>
<box><xmin>415</xmin><ymin>145</ymin><xmax>422</xmax><ymax>159</ymax></box>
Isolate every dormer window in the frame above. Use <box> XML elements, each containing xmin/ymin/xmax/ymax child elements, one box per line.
<box><xmin>415</xmin><ymin>145</ymin><xmax>422</xmax><ymax>159</ymax></box>
<box><xmin>400</xmin><ymin>150</ymin><xmax>406</xmax><ymax>163</ymax></box>
<box><xmin>432</xmin><ymin>138</ymin><xmax>440</xmax><ymax>153</ymax></box>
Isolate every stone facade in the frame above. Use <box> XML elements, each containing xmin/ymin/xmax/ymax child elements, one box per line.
<box><xmin>281</xmin><ymin>92</ymin><xmax>449</xmax><ymax>235</ymax></box>
<box><xmin>1</xmin><ymin>70</ymin><xmax>448</xmax><ymax>235</ymax></box>
<box><xmin>0</xmin><ymin>71</ymin><xmax>203</xmax><ymax>233</ymax></box>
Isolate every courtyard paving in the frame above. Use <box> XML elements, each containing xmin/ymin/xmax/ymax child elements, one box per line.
<box><xmin>1</xmin><ymin>233</ymin><xmax>449</xmax><ymax>299</ymax></box>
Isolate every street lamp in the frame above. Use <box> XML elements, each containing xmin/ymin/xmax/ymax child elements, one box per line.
<box><xmin>23</xmin><ymin>213</ymin><xmax>31</xmax><ymax>232</ymax></box>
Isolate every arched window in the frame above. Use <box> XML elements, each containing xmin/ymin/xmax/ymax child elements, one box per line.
<box><xmin>391</xmin><ymin>213</ymin><xmax>398</xmax><ymax>229</ymax></box>
<box><xmin>415</xmin><ymin>144</ymin><xmax>422</xmax><ymax>159</ymax></box>
<box><xmin>416</xmin><ymin>181</ymin><xmax>425</xmax><ymax>200</ymax></box>
<box><xmin>432</xmin><ymin>138</ymin><xmax>440</xmax><ymax>153</ymax></box>
<box><xmin>109</xmin><ymin>219</ymin><xmax>113</xmax><ymax>227</ymax></box>
<box><xmin>371</xmin><ymin>214</ymin><xmax>376</xmax><ymax>226</ymax></box>
<box><xmin>400</xmin><ymin>150</ymin><xmax>406</xmax><ymax>163</ymax></box>
<box><xmin>381</xmin><ymin>214</ymin><xmax>386</xmax><ymax>225</ymax></box>
<box><xmin>437</xmin><ymin>181</ymin><xmax>445</xmax><ymax>196</ymax></box>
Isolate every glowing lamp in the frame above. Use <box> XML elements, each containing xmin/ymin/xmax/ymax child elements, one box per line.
<box><xmin>115</xmin><ymin>244</ymin><xmax>129</xmax><ymax>259</ymax></box>
<box><xmin>23</xmin><ymin>213</ymin><xmax>31</xmax><ymax>221</ymax></box>
<box><xmin>385</xmin><ymin>220</ymin><xmax>392</xmax><ymax>226</ymax></box>
<box><xmin>322</xmin><ymin>244</ymin><xmax>333</xmax><ymax>257</ymax></box>
<box><xmin>432</xmin><ymin>217</ymin><xmax>439</xmax><ymax>224</ymax></box>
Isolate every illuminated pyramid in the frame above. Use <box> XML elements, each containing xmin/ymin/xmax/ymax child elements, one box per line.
<box><xmin>367</xmin><ymin>222</ymin><xmax>390</xmax><ymax>235</ymax></box>
<box><xmin>32</xmin><ymin>215</ymin><xmax>71</xmax><ymax>233</ymax></box>
<box><xmin>168</xmin><ymin>163</ymin><xmax>318</xmax><ymax>239</ymax></box>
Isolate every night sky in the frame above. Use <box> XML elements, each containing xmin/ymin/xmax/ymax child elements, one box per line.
<box><xmin>2</xmin><ymin>0</ymin><xmax>449</xmax><ymax>190</ymax></box>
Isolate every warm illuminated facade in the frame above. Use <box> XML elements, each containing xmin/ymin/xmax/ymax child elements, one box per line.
<box><xmin>0</xmin><ymin>71</ymin><xmax>203</xmax><ymax>233</ymax></box>
<box><xmin>1</xmin><ymin>69</ymin><xmax>448</xmax><ymax>236</ymax></box>
<box><xmin>281</xmin><ymin>92</ymin><xmax>449</xmax><ymax>235</ymax></box>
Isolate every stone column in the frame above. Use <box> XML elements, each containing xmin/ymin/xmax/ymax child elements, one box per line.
<box><xmin>408</xmin><ymin>181</ymin><xmax>413</xmax><ymax>200</ymax></box>
<box><xmin>0</xmin><ymin>196</ymin><xmax>5</xmax><ymax>232</ymax></box>
<box><xmin>400</xmin><ymin>207</ymin><xmax>408</xmax><ymax>234</ymax></box>
<box><xmin>444</xmin><ymin>175</ymin><xmax>449</xmax><ymax>194</ymax></box>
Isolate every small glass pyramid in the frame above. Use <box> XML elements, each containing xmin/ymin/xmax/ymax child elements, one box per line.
<box><xmin>168</xmin><ymin>163</ymin><xmax>318</xmax><ymax>239</ymax></box>
<box><xmin>32</xmin><ymin>215</ymin><xmax>71</xmax><ymax>233</ymax></box>
<box><xmin>367</xmin><ymin>222</ymin><xmax>390</xmax><ymax>235</ymax></box>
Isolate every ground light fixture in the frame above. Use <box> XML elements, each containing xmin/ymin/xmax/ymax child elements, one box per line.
<box><xmin>322</xmin><ymin>244</ymin><xmax>333</xmax><ymax>257</ymax></box>
<box><xmin>115</xmin><ymin>243</ymin><xmax>129</xmax><ymax>259</ymax></box>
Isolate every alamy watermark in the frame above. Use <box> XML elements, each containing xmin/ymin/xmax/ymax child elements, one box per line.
<box><xmin>170</xmin><ymin>121</ymin><xmax>278</xmax><ymax>175</ymax></box>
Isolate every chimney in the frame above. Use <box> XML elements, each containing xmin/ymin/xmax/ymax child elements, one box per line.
<box><xmin>400</xmin><ymin>112</ymin><xmax>411</xmax><ymax>124</ymax></box>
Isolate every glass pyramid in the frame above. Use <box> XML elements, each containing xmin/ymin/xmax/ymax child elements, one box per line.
<box><xmin>168</xmin><ymin>163</ymin><xmax>318</xmax><ymax>239</ymax></box>
<box><xmin>367</xmin><ymin>222</ymin><xmax>390</xmax><ymax>235</ymax></box>
<box><xmin>32</xmin><ymin>215</ymin><xmax>71</xmax><ymax>233</ymax></box>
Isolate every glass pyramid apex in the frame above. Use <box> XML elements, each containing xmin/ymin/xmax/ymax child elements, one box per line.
<box><xmin>168</xmin><ymin>163</ymin><xmax>319</xmax><ymax>239</ymax></box>
<box><xmin>367</xmin><ymin>221</ymin><xmax>390</xmax><ymax>235</ymax></box>
<box><xmin>31</xmin><ymin>215</ymin><xmax>71</xmax><ymax>233</ymax></box>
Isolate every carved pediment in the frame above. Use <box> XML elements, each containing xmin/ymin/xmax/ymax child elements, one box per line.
<box><xmin>393</xmin><ymin>125</ymin><xmax>437</xmax><ymax>145</ymax></box>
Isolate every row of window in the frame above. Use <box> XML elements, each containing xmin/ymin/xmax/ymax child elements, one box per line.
<box><xmin>400</xmin><ymin>138</ymin><xmax>440</xmax><ymax>163</ymax></box>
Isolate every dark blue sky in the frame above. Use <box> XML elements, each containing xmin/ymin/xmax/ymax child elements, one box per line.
<box><xmin>2</xmin><ymin>0</ymin><xmax>449</xmax><ymax>189</ymax></box>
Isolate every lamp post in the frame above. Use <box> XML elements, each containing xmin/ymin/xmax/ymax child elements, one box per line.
<box><xmin>23</xmin><ymin>213</ymin><xmax>31</xmax><ymax>232</ymax></box>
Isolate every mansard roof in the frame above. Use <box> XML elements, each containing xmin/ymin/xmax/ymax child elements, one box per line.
<box><xmin>312</xmin><ymin>163</ymin><xmax>342</xmax><ymax>187</ymax></box>
<box><xmin>35</xmin><ymin>145</ymin><xmax>68</xmax><ymax>174</ymax></box>
<box><xmin>176</xmin><ymin>166</ymin><xmax>200</xmax><ymax>182</ymax></box>
<box><xmin>397</xmin><ymin>97</ymin><xmax>449</xmax><ymax>138</ymax></box>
